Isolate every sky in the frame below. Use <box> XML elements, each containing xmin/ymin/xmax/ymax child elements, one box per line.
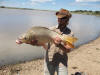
<box><xmin>0</xmin><ymin>0</ymin><xmax>100</xmax><ymax>11</ymax></box>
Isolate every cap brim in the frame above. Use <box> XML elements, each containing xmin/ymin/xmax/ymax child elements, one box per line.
<box><xmin>56</xmin><ymin>14</ymin><xmax>66</xmax><ymax>18</ymax></box>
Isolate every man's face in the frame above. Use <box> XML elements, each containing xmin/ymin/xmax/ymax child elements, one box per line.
<box><xmin>58</xmin><ymin>17</ymin><xmax>69</xmax><ymax>26</ymax></box>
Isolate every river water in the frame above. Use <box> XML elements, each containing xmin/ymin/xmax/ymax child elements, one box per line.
<box><xmin>0</xmin><ymin>8</ymin><xmax>100</xmax><ymax>66</ymax></box>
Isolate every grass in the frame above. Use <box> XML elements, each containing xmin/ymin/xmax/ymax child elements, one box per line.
<box><xmin>71</xmin><ymin>10</ymin><xmax>100</xmax><ymax>16</ymax></box>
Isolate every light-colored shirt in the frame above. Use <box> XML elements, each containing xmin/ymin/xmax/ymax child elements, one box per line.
<box><xmin>47</xmin><ymin>26</ymin><xmax>73</xmax><ymax>61</ymax></box>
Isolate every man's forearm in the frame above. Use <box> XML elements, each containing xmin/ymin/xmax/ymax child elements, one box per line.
<box><xmin>56</xmin><ymin>44</ymin><xmax>71</xmax><ymax>53</ymax></box>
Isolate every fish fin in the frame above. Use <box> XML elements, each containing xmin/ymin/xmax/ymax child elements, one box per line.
<box><xmin>64</xmin><ymin>42</ymin><xmax>75</xmax><ymax>48</ymax></box>
<box><xmin>63</xmin><ymin>35</ymin><xmax>77</xmax><ymax>43</ymax></box>
<box><xmin>62</xmin><ymin>35</ymin><xmax>78</xmax><ymax>48</ymax></box>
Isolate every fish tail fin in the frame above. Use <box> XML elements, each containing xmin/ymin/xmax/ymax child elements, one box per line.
<box><xmin>62</xmin><ymin>35</ymin><xmax>78</xmax><ymax>48</ymax></box>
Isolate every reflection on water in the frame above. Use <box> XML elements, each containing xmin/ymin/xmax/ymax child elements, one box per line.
<box><xmin>0</xmin><ymin>8</ymin><xmax>100</xmax><ymax>66</ymax></box>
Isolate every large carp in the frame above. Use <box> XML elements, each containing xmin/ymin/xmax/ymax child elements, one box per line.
<box><xmin>16</xmin><ymin>26</ymin><xmax>77</xmax><ymax>48</ymax></box>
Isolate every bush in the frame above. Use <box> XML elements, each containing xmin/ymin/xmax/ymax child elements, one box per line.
<box><xmin>0</xmin><ymin>6</ymin><xmax>5</xmax><ymax>8</ymax></box>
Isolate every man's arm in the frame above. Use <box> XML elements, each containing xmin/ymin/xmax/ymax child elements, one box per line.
<box><xmin>49</xmin><ymin>26</ymin><xmax>73</xmax><ymax>51</ymax></box>
<box><xmin>56</xmin><ymin>44</ymin><xmax>71</xmax><ymax>53</ymax></box>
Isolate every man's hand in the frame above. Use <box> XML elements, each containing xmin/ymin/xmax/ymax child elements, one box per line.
<box><xmin>64</xmin><ymin>44</ymin><xmax>72</xmax><ymax>52</ymax></box>
<box><xmin>53</xmin><ymin>37</ymin><xmax>62</xmax><ymax>44</ymax></box>
<box><xmin>64</xmin><ymin>44</ymin><xmax>72</xmax><ymax>49</ymax></box>
<box><xmin>56</xmin><ymin>44</ymin><xmax>71</xmax><ymax>53</ymax></box>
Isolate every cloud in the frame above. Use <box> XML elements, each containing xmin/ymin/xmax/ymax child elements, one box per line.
<box><xmin>0</xmin><ymin>0</ymin><xmax>55</xmax><ymax>7</ymax></box>
<box><xmin>76</xmin><ymin>0</ymin><xmax>100</xmax><ymax>2</ymax></box>
<box><xmin>69</xmin><ymin>1</ymin><xmax>100</xmax><ymax>9</ymax></box>
<box><xmin>0</xmin><ymin>0</ymin><xmax>56</xmax><ymax>8</ymax></box>
<box><xmin>52</xmin><ymin>2</ymin><xmax>56</xmax><ymax>5</ymax></box>
<box><xmin>30</xmin><ymin>0</ymin><xmax>56</xmax><ymax>6</ymax></box>
<box><xmin>30</xmin><ymin>0</ymin><xmax>55</xmax><ymax>5</ymax></box>
<box><xmin>0</xmin><ymin>0</ymin><xmax>28</xmax><ymax>8</ymax></box>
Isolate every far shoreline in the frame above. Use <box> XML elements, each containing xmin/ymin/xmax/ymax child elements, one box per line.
<box><xmin>0</xmin><ymin>6</ymin><xmax>100</xmax><ymax>16</ymax></box>
<box><xmin>0</xmin><ymin>6</ymin><xmax>56</xmax><ymax>12</ymax></box>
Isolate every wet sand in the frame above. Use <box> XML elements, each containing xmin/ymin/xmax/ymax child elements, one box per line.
<box><xmin>0</xmin><ymin>37</ymin><xmax>100</xmax><ymax>75</ymax></box>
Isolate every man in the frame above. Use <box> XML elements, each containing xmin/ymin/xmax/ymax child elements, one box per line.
<box><xmin>44</xmin><ymin>8</ymin><xmax>73</xmax><ymax>75</ymax></box>
<box><xmin>29</xmin><ymin>8</ymin><xmax>73</xmax><ymax>75</ymax></box>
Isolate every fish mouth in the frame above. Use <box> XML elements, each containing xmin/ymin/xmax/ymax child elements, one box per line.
<box><xmin>16</xmin><ymin>39</ymin><xmax>23</xmax><ymax>44</ymax></box>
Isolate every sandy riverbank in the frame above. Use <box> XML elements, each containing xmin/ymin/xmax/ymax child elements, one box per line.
<box><xmin>0</xmin><ymin>37</ymin><xmax>100</xmax><ymax>75</ymax></box>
